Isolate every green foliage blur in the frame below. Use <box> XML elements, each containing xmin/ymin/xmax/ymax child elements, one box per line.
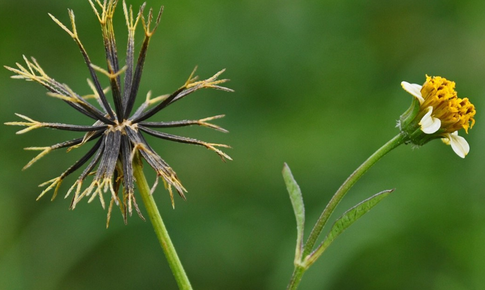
<box><xmin>1</xmin><ymin>0</ymin><xmax>484</xmax><ymax>289</ymax></box>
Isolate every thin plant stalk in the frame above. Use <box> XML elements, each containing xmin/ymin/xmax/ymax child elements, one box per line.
<box><xmin>133</xmin><ymin>153</ymin><xmax>193</xmax><ymax>290</ymax></box>
<box><xmin>287</xmin><ymin>133</ymin><xmax>406</xmax><ymax>290</ymax></box>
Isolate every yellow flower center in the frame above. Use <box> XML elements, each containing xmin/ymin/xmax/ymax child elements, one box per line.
<box><xmin>420</xmin><ymin>75</ymin><xmax>476</xmax><ymax>133</ymax></box>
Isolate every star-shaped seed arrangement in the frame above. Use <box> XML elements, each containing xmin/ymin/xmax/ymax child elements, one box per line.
<box><xmin>5</xmin><ymin>0</ymin><xmax>232</xmax><ymax>224</ymax></box>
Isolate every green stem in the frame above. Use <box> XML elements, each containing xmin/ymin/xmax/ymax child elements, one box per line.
<box><xmin>287</xmin><ymin>265</ymin><xmax>306</xmax><ymax>290</ymax></box>
<box><xmin>287</xmin><ymin>133</ymin><xmax>405</xmax><ymax>290</ymax></box>
<box><xmin>303</xmin><ymin>133</ymin><xmax>405</xmax><ymax>255</ymax></box>
<box><xmin>133</xmin><ymin>154</ymin><xmax>193</xmax><ymax>290</ymax></box>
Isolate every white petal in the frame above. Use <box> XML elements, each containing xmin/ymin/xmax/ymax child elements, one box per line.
<box><xmin>401</xmin><ymin>81</ymin><xmax>424</xmax><ymax>104</ymax></box>
<box><xmin>419</xmin><ymin>107</ymin><xmax>441</xmax><ymax>134</ymax></box>
<box><xmin>442</xmin><ymin>132</ymin><xmax>470</xmax><ymax>158</ymax></box>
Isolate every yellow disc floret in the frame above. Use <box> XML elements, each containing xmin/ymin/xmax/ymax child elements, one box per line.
<box><xmin>419</xmin><ymin>75</ymin><xmax>475</xmax><ymax>134</ymax></box>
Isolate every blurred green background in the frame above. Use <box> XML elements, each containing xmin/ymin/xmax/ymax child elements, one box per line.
<box><xmin>1</xmin><ymin>0</ymin><xmax>485</xmax><ymax>289</ymax></box>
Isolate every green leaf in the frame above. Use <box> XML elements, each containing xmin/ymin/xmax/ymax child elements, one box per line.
<box><xmin>282</xmin><ymin>163</ymin><xmax>305</xmax><ymax>259</ymax></box>
<box><xmin>322</xmin><ymin>189</ymin><xmax>394</xmax><ymax>249</ymax></box>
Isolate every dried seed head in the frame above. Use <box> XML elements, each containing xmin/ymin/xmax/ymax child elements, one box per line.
<box><xmin>5</xmin><ymin>1</ymin><xmax>232</xmax><ymax>225</ymax></box>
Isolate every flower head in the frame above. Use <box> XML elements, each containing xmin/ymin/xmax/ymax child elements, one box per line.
<box><xmin>399</xmin><ymin>75</ymin><xmax>475</xmax><ymax>158</ymax></box>
<box><xmin>5</xmin><ymin>0</ymin><xmax>232</xmax><ymax>224</ymax></box>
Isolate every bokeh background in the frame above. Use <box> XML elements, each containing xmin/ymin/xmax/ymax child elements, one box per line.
<box><xmin>1</xmin><ymin>0</ymin><xmax>485</xmax><ymax>289</ymax></box>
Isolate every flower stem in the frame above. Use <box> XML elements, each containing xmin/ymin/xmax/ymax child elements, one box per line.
<box><xmin>133</xmin><ymin>154</ymin><xmax>193</xmax><ymax>290</ymax></box>
<box><xmin>287</xmin><ymin>265</ymin><xmax>306</xmax><ymax>290</ymax></box>
<box><xmin>287</xmin><ymin>133</ymin><xmax>406</xmax><ymax>290</ymax></box>
<box><xmin>303</xmin><ymin>133</ymin><xmax>405</xmax><ymax>255</ymax></box>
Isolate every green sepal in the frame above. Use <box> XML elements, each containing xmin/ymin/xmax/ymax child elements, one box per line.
<box><xmin>399</xmin><ymin>97</ymin><xmax>421</xmax><ymax>133</ymax></box>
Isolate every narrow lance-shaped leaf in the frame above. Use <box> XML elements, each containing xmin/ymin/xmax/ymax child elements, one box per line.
<box><xmin>282</xmin><ymin>163</ymin><xmax>305</xmax><ymax>260</ymax></box>
<box><xmin>310</xmin><ymin>189</ymin><xmax>394</xmax><ymax>264</ymax></box>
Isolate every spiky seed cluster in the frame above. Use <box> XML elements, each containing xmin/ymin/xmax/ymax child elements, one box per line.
<box><xmin>5</xmin><ymin>0</ymin><xmax>232</xmax><ymax>225</ymax></box>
